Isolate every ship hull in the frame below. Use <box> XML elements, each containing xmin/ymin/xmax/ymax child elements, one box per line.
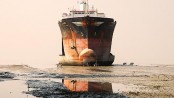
<box><xmin>58</xmin><ymin>16</ymin><xmax>116</xmax><ymax>66</ymax></box>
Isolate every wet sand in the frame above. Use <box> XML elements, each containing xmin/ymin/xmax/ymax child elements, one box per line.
<box><xmin>0</xmin><ymin>65</ymin><xmax>174</xmax><ymax>98</ymax></box>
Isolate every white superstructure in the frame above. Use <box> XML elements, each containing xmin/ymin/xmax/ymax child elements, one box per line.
<box><xmin>62</xmin><ymin>0</ymin><xmax>105</xmax><ymax>18</ymax></box>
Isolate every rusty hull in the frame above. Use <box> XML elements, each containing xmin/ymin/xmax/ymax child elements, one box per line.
<box><xmin>58</xmin><ymin>16</ymin><xmax>116</xmax><ymax>66</ymax></box>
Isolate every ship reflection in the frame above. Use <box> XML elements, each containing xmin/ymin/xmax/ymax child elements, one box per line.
<box><xmin>62</xmin><ymin>79</ymin><xmax>113</xmax><ymax>93</ymax></box>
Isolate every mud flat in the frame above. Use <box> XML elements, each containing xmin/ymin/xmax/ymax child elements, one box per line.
<box><xmin>0</xmin><ymin>65</ymin><xmax>174</xmax><ymax>98</ymax></box>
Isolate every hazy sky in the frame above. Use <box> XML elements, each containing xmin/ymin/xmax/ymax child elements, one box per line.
<box><xmin>0</xmin><ymin>0</ymin><xmax>174</xmax><ymax>67</ymax></box>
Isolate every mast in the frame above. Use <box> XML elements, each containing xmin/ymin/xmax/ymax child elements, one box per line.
<box><xmin>85</xmin><ymin>0</ymin><xmax>89</xmax><ymax>15</ymax></box>
<box><xmin>87</xmin><ymin>0</ymin><xmax>89</xmax><ymax>13</ymax></box>
<box><xmin>79</xmin><ymin>0</ymin><xmax>89</xmax><ymax>14</ymax></box>
<box><xmin>86</xmin><ymin>0</ymin><xmax>89</xmax><ymax>13</ymax></box>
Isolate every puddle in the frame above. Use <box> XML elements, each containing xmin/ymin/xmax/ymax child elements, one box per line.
<box><xmin>0</xmin><ymin>80</ymin><xmax>35</xmax><ymax>98</ymax></box>
<box><xmin>26</xmin><ymin>78</ymin><xmax>139</xmax><ymax>98</ymax></box>
<box><xmin>0</xmin><ymin>71</ymin><xmax>146</xmax><ymax>98</ymax></box>
<box><xmin>63</xmin><ymin>79</ymin><xmax>144</xmax><ymax>93</ymax></box>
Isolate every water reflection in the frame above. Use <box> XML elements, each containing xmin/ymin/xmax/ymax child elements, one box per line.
<box><xmin>63</xmin><ymin>79</ymin><xmax>113</xmax><ymax>93</ymax></box>
<box><xmin>25</xmin><ymin>79</ymin><xmax>129</xmax><ymax>97</ymax></box>
<box><xmin>0</xmin><ymin>80</ymin><xmax>35</xmax><ymax>98</ymax></box>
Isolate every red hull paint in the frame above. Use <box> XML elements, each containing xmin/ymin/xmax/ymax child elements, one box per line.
<box><xmin>58</xmin><ymin>17</ymin><xmax>116</xmax><ymax>66</ymax></box>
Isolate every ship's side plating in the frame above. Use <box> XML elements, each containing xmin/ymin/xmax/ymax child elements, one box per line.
<box><xmin>59</xmin><ymin>16</ymin><xmax>116</xmax><ymax>66</ymax></box>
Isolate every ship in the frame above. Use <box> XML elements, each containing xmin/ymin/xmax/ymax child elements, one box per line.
<box><xmin>58</xmin><ymin>0</ymin><xmax>116</xmax><ymax>66</ymax></box>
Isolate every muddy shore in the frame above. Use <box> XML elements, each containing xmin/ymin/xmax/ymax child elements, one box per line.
<box><xmin>0</xmin><ymin>65</ymin><xmax>174</xmax><ymax>98</ymax></box>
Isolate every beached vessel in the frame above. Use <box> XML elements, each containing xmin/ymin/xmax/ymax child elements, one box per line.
<box><xmin>58</xmin><ymin>0</ymin><xmax>116</xmax><ymax>66</ymax></box>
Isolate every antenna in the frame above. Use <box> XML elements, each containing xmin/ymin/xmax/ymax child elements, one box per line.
<box><xmin>86</xmin><ymin>0</ymin><xmax>89</xmax><ymax>14</ymax></box>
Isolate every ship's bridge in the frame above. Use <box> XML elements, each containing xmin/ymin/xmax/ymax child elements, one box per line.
<box><xmin>62</xmin><ymin>1</ymin><xmax>105</xmax><ymax>18</ymax></box>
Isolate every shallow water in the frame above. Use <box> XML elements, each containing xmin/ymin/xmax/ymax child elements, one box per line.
<box><xmin>26</xmin><ymin>79</ymin><xmax>129</xmax><ymax>98</ymax></box>
<box><xmin>0</xmin><ymin>80</ymin><xmax>35</xmax><ymax>98</ymax></box>
<box><xmin>0</xmin><ymin>77</ymin><xmax>133</xmax><ymax>98</ymax></box>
